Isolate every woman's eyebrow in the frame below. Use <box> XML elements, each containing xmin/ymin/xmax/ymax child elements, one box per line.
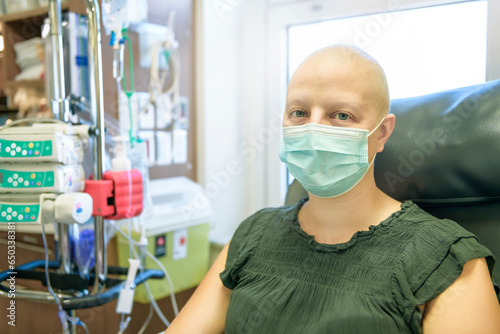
<box><xmin>285</xmin><ymin>97</ymin><xmax>363</xmax><ymax>112</ymax></box>
<box><xmin>323</xmin><ymin>100</ymin><xmax>363</xmax><ymax>111</ymax></box>
<box><xmin>285</xmin><ymin>98</ymin><xmax>306</xmax><ymax>106</ymax></box>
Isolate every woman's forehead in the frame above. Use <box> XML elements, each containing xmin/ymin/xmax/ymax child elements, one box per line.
<box><xmin>286</xmin><ymin>55</ymin><xmax>387</xmax><ymax>115</ymax></box>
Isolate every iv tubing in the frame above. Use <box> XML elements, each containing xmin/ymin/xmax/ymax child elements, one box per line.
<box><xmin>41</xmin><ymin>222</ymin><xmax>69</xmax><ymax>333</ymax></box>
<box><xmin>41</xmin><ymin>223</ymin><xmax>89</xmax><ymax>334</ymax></box>
<box><xmin>48</xmin><ymin>0</ymin><xmax>69</xmax><ymax>122</ymax></box>
<box><xmin>118</xmin><ymin>313</ymin><xmax>132</xmax><ymax>334</ymax></box>
<box><xmin>117</xmin><ymin>230</ymin><xmax>172</xmax><ymax>328</ymax></box>
<box><xmin>144</xmin><ymin>250</ymin><xmax>179</xmax><ymax>315</ymax></box>
<box><xmin>121</xmin><ymin>28</ymin><xmax>136</xmax><ymax>146</ymax></box>
<box><xmin>114</xmin><ymin>223</ymin><xmax>179</xmax><ymax>315</ymax></box>
<box><xmin>138</xmin><ymin>303</ymin><xmax>154</xmax><ymax>334</ymax></box>
<box><xmin>145</xmin><ymin>280</ymin><xmax>171</xmax><ymax>327</ymax></box>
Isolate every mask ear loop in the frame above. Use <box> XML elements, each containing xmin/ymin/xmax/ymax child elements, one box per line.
<box><xmin>368</xmin><ymin>116</ymin><xmax>387</xmax><ymax>137</ymax></box>
<box><xmin>367</xmin><ymin>115</ymin><xmax>387</xmax><ymax>165</ymax></box>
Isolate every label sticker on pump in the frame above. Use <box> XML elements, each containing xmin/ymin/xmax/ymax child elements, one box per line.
<box><xmin>0</xmin><ymin>140</ymin><xmax>52</xmax><ymax>158</ymax></box>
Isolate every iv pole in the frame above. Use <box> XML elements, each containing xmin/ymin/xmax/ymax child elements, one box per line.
<box><xmin>48</xmin><ymin>0</ymin><xmax>75</xmax><ymax>329</ymax></box>
<box><xmin>83</xmin><ymin>0</ymin><xmax>108</xmax><ymax>295</ymax></box>
<box><xmin>49</xmin><ymin>0</ymin><xmax>108</xmax><ymax>295</ymax></box>
<box><xmin>48</xmin><ymin>0</ymin><xmax>72</xmax><ymax>277</ymax></box>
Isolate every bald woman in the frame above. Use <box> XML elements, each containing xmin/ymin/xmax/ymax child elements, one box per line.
<box><xmin>165</xmin><ymin>45</ymin><xmax>500</xmax><ymax>334</ymax></box>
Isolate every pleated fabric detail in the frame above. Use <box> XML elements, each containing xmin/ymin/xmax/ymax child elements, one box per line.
<box><xmin>220</xmin><ymin>199</ymin><xmax>497</xmax><ymax>334</ymax></box>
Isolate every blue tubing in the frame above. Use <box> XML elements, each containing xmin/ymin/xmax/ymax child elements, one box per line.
<box><xmin>0</xmin><ymin>260</ymin><xmax>60</xmax><ymax>292</ymax></box>
<box><xmin>0</xmin><ymin>261</ymin><xmax>164</xmax><ymax>310</ymax></box>
<box><xmin>61</xmin><ymin>269</ymin><xmax>164</xmax><ymax>310</ymax></box>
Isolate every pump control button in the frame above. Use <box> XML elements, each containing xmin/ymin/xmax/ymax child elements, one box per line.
<box><xmin>6</xmin><ymin>215</ymin><xmax>11</xmax><ymax>221</ymax></box>
<box><xmin>25</xmin><ymin>207</ymin><xmax>30</xmax><ymax>213</ymax></box>
<box><xmin>12</xmin><ymin>211</ymin><xmax>17</xmax><ymax>217</ymax></box>
<box><xmin>10</xmin><ymin>143</ymin><xmax>16</xmax><ymax>149</ymax></box>
<box><xmin>1</xmin><ymin>212</ymin><xmax>6</xmax><ymax>217</ymax></box>
<box><xmin>13</xmin><ymin>174</ymin><xmax>18</xmax><ymax>179</ymax></box>
<box><xmin>7</xmin><ymin>178</ymin><xmax>12</xmax><ymax>183</ymax></box>
<box><xmin>5</xmin><ymin>147</ymin><xmax>11</xmax><ymax>153</ymax></box>
<box><xmin>28</xmin><ymin>143</ymin><xmax>34</xmax><ymax>148</ymax></box>
<box><xmin>15</xmin><ymin>147</ymin><xmax>21</xmax><ymax>152</ymax></box>
<box><xmin>12</xmin><ymin>181</ymin><xmax>18</xmax><ymax>187</ymax></box>
<box><xmin>7</xmin><ymin>207</ymin><xmax>12</xmax><ymax>213</ymax></box>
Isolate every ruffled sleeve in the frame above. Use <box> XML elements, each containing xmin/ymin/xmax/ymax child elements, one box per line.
<box><xmin>219</xmin><ymin>208</ymin><xmax>271</xmax><ymax>289</ymax></box>
<box><xmin>392</xmin><ymin>217</ymin><xmax>497</xmax><ymax>333</ymax></box>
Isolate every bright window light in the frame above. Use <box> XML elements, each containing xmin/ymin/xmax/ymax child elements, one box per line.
<box><xmin>288</xmin><ymin>1</ymin><xmax>488</xmax><ymax>99</ymax></box>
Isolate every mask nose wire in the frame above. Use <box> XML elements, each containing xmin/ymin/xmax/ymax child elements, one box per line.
<box><xmin>368</xmin><ymin>116</ymin><xmax>387</xmax><ymax>137</ymax></box>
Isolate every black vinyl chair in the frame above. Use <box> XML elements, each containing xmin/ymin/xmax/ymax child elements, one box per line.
<box><xmin>285</xmin><ymin>80</ymin><xmax>500</xmax><ymax>284</ymax></box>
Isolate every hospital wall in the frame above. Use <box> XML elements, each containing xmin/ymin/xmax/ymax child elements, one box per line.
<box><xmin>198</xmin><ymin>0</ymin><xmax>271</xmax><ymax>244</ymax></box>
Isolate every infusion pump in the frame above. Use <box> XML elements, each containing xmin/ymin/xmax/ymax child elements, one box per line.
<box><xmin>0</xmin><ymin>164</ymin><xmax>84</xmax><ymax>193</ymax></box>
<box><xmin>0</xmin><ymin>122</ymin><xmax>91</xmax><ymax>225</ymax></box>
<box><xmin>0</xmin><ymin>123</ymin><xmax>86</xmax><ymax>165</ymax></box>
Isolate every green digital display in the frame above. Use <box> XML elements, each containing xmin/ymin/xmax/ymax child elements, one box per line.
<box><xmin>0</xmin><ymin>203</ymin><xmax>39</xmax><ymax>223</ymax></box>
<box><xmin>0</xmin><ymin>170</ymin><xmax>55</xmax><ymax>188</ymax></box>
<box><xmin>0</xmin><ymin>140</ymin><xmax>53</xmax><ymax>158</ymax></box>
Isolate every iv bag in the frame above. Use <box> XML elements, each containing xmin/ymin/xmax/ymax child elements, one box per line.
<box><xmin>102</xmin><ymin>0</ymin><xmax>148</xmax><ymax>36</ymax></box>
<box><xmin>71</xmin><ymin>219</ymin><xmax>116</xmax><ymax>278</ymax></box>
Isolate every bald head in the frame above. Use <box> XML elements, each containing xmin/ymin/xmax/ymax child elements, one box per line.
<box><xmin>291</xmin><ymin>45</ymin><xmax>390</xmax><ymax>117</ymax></box>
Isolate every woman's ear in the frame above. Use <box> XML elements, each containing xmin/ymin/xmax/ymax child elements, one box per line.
<box><xmin>377</xmin><ymin>113</ymin><xmax>395</xmax><ymax>153</ymax></box>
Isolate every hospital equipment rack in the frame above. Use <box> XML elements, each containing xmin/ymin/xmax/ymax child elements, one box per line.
<box><xmin>0</xmin><ymin>0</ymin><xmax>164</xmax><ymax>332</ymax></box>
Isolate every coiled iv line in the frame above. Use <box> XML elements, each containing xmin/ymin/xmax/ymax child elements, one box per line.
<box><xmin>110</xmin><ymin>220</ymin><xmax>179</xmax><ymax>331</ymax></box>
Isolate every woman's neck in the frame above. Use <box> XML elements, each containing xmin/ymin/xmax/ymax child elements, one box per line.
<box><xmin>298</xmin><ymin>176</ymin><xmax>401</xmax><ymax>244</ymax></box>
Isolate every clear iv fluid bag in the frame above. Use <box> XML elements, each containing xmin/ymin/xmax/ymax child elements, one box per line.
<box><xmin>102</xmin><ymin>0</ymin><xmax>148</xmax><ymax>36</ymax></box>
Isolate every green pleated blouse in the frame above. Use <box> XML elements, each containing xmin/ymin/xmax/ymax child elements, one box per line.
<box><xmin>220</xmin><ymin>200</ymin><xmax>497</xmax><ymax>334</ymax></box>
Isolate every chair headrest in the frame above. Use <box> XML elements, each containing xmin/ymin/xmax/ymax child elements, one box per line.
<box><xmin>375</xmin><ymin>80</ymin><xmax>500</xmax><ymax>205</ymax></box>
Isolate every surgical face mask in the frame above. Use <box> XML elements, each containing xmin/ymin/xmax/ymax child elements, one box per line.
<box><xmin>279</xmin><ymin>117</ymin><xmax>385</xmax><ymax>198</ymax></box>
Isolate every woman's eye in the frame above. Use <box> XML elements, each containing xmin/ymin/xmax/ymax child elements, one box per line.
<box><xmin>335</xmin><ymin>113</ymin><xmax>350</xmax><ymax>120</ymax></box>
<box><xmin>291</xmin><ymin>110</ymin><xmax>307</xmax><ymax>118</ymax></box>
